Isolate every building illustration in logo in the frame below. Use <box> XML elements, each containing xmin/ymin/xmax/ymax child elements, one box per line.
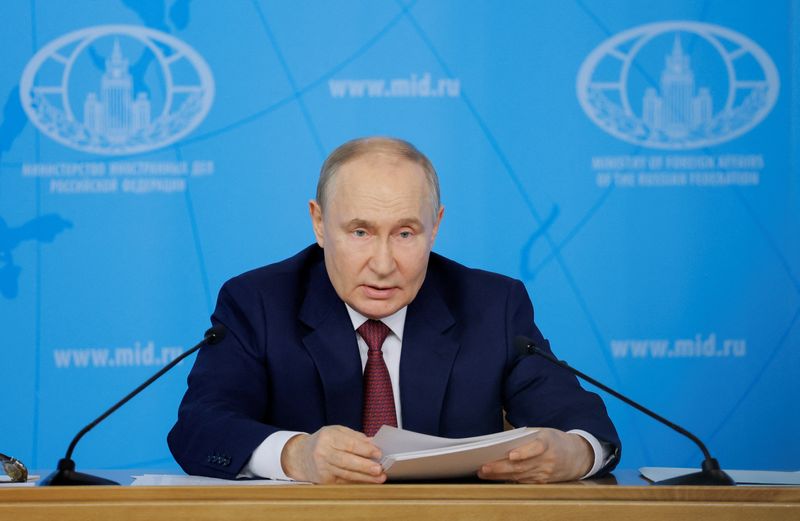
<box><xmin>83</xmin><ymin>39</ymin><xmax>152</xmax><ymax>143</ymax></box>
<box><xmin>642</xmin><ymin>36</ymin><xmax>712</xmax><ymax>137</ymax></box>
<box><xmin>20</xmin><ymin>25</ymin><xmax>214</xmax><ymax>155</ymax></box>
<box><xmin>576</xmin><ymin>21</ymin><xmax>779</xmax><ymax>150</ymax></box>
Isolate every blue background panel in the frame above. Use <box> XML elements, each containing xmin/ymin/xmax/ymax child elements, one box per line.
<box><xmin>1</xmin><ymin>0</ymin><xmax>797</xmax><ymax>473</ymax></box>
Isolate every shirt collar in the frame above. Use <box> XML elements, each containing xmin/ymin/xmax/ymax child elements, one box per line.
<box><xmin>345</xmin><ymin>304</ymin><xmax>407</xmax><ymax>341</ymax></box>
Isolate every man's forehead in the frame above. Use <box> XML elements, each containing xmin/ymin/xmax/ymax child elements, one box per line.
<box><xmin>322</xmin><ymin>151</ymin><xmax>437</xmax><ymax>223</ymax></box>
<box><xmin>338</xmin><ymin>151</ymin><xmax>422</xmax><ymax>177</ymax></box>
<box><xmin>329</xmin><ymin>187</ymin><xmax>432</xmax><ymax>229</ymax></box>
<box><xmin>330</xmin><ymin>154</ymin><xmax>428</xmax><ymax>197</ymax></box>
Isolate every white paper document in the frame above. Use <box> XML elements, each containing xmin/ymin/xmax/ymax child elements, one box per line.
<box><xmin>131</xmin><ymin>474</ymin><xmax>309</xmax><ymax>486</ymax></box>
<box><xmin>372</xmin><ymin>426</ymin><xmax>539</xmax><ymax>480</ymax></box>
<box><xmin>0</xmin><ymin>474</ymin><xmax>39</xmax><ymax>487</ymax></box>
<box><xmin>639</xmin><ymin>467</ymin><xmax>800</xmax><ymax>486</ymax></box>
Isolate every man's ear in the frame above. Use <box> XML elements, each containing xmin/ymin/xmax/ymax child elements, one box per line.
<box><xmin>309</xmin><ymin>200</ymin><xmax>325</xmax><ymax>247</ymax></box>
<box><xmin>430</xmin><ymin>205</ymin><xmax>444</xmax><ymax>244</ymax></box>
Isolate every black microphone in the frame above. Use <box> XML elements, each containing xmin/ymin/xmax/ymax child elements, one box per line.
<box><xmin>39</xmin><ymin>325</ymin><xmax>226</xmax><ymax>486</ymax></box>
<box><xmin>513</xmin><ymin>335</ymin><xmax>734</xmax><ymax>486</ymax></box>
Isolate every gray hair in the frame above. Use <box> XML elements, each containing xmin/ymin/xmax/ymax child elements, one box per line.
<box><xmin>316</xmin><ymin>137</ymin><xmax>441</xmax><ymax>217</ymax></box>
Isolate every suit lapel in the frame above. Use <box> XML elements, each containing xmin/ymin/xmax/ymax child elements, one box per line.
<box><xmin>399</xmin><ymin>275</ymin><xmax>458</xmax><ymax>436</ymax></box>
<box><xmin>299</xmin><ymin>261</ymin><xmax>363</xmax><ymax>431</ymax></box>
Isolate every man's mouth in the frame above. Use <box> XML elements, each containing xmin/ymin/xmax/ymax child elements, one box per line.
<box><xmin>361</xmin><ymin>284</ymin><xmax>399</xmax><ymax>299</ymax></box>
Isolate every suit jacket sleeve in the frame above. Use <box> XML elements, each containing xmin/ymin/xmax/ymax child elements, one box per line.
<box><xmin>167</xmin><ymin>277</ymin><xmax>278</xmax><ymax>478</ymax></box>
<box><xmin>502</xmin><ymin>280</ymin><xmax>621</xmax><ymax>475</ymax></box>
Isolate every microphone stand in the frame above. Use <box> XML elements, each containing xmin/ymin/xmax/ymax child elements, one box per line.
<box><xmin>515</xmin><ymin>336</ymin><xmax>734</xmax><ymax>486</ymax></box>
<box><xmin>39</xmin><ymin>325</ymin><xmax>225</xmax><ymax>486</ymax></box>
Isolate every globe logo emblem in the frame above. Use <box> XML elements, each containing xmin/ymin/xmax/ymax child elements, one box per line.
<box><xmin>20</xmin><ymin>25</ymin><xmax>214</xmax><ymax>155</ymax></box>
<box><xmin>576</xmin><ymin>21</ymin><xmax>779</xmax><ymax>150</ymax></box>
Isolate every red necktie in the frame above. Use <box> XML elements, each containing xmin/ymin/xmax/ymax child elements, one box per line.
<box><xmin>358</xmin><ymin>319</ymin><xmax>397</xmax><ymax>436</ymax></box>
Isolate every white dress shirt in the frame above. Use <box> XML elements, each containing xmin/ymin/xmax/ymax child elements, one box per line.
<box><xmin>240</xmin><ymin>305</ymin><xmax>611</xmax><ymax>480</ymax></box>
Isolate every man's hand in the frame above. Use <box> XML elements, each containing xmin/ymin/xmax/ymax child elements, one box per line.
<box><xmin>280</xmin><ymin>425</ymin><xmax>386</xmax><ymax>484</ymax></box>
<box><xmin>477</xmin><ymin>428</ymin><xmax>593</xmax><ymax>483</ymax></box>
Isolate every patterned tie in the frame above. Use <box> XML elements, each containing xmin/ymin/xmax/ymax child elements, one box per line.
<box><xmin>358</xmin><ymin>319</ymin><xmax>397</xmax><ymax>436</ymax></box>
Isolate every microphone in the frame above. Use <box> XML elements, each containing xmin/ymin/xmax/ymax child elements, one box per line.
<box><xmin>39</xmin><ymin>325</ymin><xmax>226</xmax><ymax>486</ymax></box>
<box><xmin>513</xmin><ymin>335</ymin><xmax>734</xmax><ymax>486</ymax></box>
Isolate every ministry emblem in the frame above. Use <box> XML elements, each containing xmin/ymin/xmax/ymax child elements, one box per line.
<box><xmin>20</xmin><ymin>25</ymin><xmax>214</xmax><ymax>155</ymax></box>
<box><xmin>576</xmin><ymin>21</ymin><xmax>779</xmax><ymax>150</ymax></box>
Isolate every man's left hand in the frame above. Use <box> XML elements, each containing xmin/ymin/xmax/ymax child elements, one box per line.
<box><xmin>477</xmin><ymin>428</ymin><xmax>593</xmax><ymax>483</ymax></box>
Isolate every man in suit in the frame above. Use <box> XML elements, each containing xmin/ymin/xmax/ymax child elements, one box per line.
<box><xmin>168</xmin><ymin>137</ymin><xmax>620</xmax><ymax>484</ymax></box>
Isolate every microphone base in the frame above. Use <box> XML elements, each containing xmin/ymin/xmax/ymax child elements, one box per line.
<box><xmin>38</xmin><ymin>458</ymin><xmax>119</xmax><ymax>486</ymax></box>
<box><xmin>654</xmin><ymin>459</ymin><xmax>735</xmax><ymax>486</ymax></box>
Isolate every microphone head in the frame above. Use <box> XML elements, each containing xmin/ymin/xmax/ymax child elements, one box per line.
<box><xmin>514</xmin><ymin>335</ymin><xmax>535</xmax><ymax>356</ymax></box>
<box><xmin>204</xmin><ymin>324</ymin><xmax>227</xmax><ymax>345</ymax></box>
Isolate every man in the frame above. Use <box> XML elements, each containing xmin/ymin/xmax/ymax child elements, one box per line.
<box><xmin>168</xmin><ymin>137</ymin><xmax>620</xmax><ymax>484</ymax></box>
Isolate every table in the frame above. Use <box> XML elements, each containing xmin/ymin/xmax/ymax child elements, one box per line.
<box><xmin>2</xmin><ymin>470</ymin><xmax>798</xmax><ymax>520</ymax></box>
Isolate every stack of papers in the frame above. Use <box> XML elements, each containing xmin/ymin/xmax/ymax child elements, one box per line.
<box><xmin>372</xmin><ymin>426</ymin><xmax>539</xmax><ymax>480</ymax></box>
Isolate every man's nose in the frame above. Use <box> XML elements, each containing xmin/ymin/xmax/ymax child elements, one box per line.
<box><xmin>369</xmin><ymin>238</ymin><xmax>396</xmax><ymax>276</ymax></box>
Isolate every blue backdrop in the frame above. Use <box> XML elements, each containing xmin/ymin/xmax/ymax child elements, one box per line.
<box><xmin>2</xmin><ymin>0</ymin><xmax>798</xmax><ymax>473</ymax></box>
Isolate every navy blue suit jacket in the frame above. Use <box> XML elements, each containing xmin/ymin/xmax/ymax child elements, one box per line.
<box><xmin>168</xmin><ymin>245</ymin><xmax>620</xmax><ymax>478</ymax></box>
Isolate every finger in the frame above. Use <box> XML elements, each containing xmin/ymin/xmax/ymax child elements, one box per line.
<box><xmin>478</xmin><ymin>467</ymin><xmax>537</xmax><ymax>482</ymax></box>
<box><xmin>335</xmin><ymin>435</ymin><xmax>382</xmax><ymax>460</ymax></box>
<box><xmin>477</xmin><ymin>467</ymin><xmax>514</xmax><ymax>481</ymax></box>
<box><xmin>332</xmin><ymin>473</ymin><xmax>387</xmax><ymax>484</ymax></box>
<box><xmin>325</xmin><ymin>449</ymin><xmax>387</xmax><ymax>483</ymax></box>
<box><xmin>313</xmin><ymin>449</ymin><xmax>384</xmax><ymax>483</ymax></box>
<box><xmin>305</xmin><ymin>431</ymin><xmax>377</xmax><ymax>478</ymax></box>
<box><xmin>479</xmin><ymin>458</ymin><xmax>515</xmax><ymax>475</ymax></box>
<box><xmin>478</xmin><ymin>464</ymin><xmax>549</xmax><ymax>483</ymax></box>
<box><xmin>478</xmin><ymin>457</ymin><xmax>533</xmax><ymax>478</ymax></box>
<box><xmin>328</xmin><ymin>449</ymin><xmax>385</xmax><ymax>477</ymax></box>
<box><xmin>331</xmin><ymin>466</ymin><xmax>388</xmax><ymax>484</ymax></box>
<box><xmin>327</xmin><ymin>427</ymin><xmax>383</xmax><ymax>459</ymax></box>
<box><xmin>508</xmin><ymin>439</ymin><xmax>547</xmax><ymax>461</ymax></box>
<box><xmin>478</xmin><ymin>450</ymin><xmax>560</xmax><ymax>479</ymax></box>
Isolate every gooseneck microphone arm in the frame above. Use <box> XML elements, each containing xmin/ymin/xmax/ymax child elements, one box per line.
<box><xmin>514</xmin><ymin>336</ymin><xmax>734</xmax><ymax>486</ymax></box>
<box><xmin>39</xmin><ymin>325</ymin><xmax>226</xmax><ymax>486</ymax></box>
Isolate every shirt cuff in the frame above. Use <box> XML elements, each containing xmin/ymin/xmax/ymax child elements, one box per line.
<box><xmin>238</xmin><ymin>430</ymin><xmax>306</xmax><ymax>481</ymax></box>
<box><xmin>567</xmin><ymin>429</ymin><xmax>613</xmax><ymax>479</ymax></box>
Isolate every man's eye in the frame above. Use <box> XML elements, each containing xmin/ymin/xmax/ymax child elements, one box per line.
<box><xmin>353</xmin><ymin>230</ymin><xmax>368</xmax><ymax>238</ymax></box>
<box><xmin>399</xmin><ymin>231</ymin><xmax>413</xmax><ymax>239</ymax></box>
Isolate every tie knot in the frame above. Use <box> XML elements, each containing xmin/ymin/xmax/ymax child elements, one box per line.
<box><xmin>357</xmin><ymin>319</ymin><xmax>391</xmax><ymax>351</ymax></box>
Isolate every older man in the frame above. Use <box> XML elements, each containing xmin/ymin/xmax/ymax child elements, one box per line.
<box><xmin>168</xmin><ymin>137</ymin><xmax>619</xmax><ymax>484</ymax></box>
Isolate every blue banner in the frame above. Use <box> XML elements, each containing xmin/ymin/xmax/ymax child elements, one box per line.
<box><xmin>1</xmin><ymin>0</ymin><xmax>797</xmax><ymax>473</ymax></box>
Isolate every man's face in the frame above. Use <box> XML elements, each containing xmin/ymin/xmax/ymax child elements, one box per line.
<box><xmin>310</xmin><ymin>152</ymin><xmax>444</xmax><ymax>319</ymax></box>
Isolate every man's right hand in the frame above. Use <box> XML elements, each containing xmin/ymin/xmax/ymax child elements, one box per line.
<box><xmin>280</xmin><ymin>425</ymin><xmax>387</xmax><ymax>484</ymax></box>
